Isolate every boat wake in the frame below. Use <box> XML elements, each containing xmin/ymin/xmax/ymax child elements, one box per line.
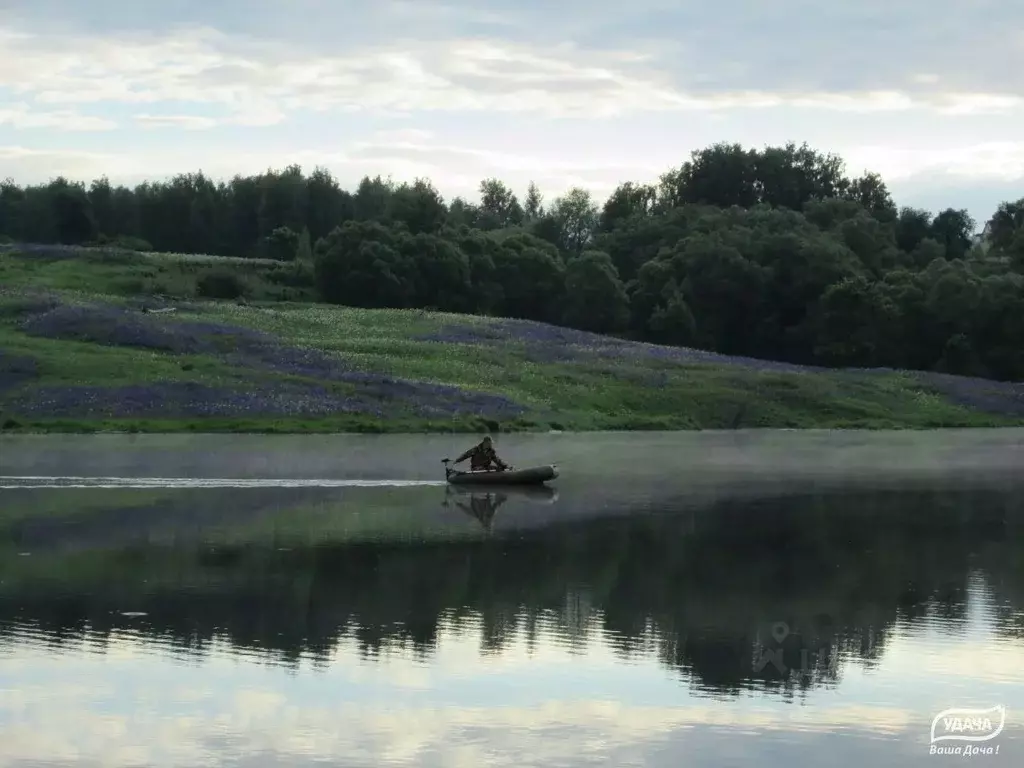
<box><xmin>0</xmin><ymin>476</ymin><xmax>446</xmax><ymax>489</ymax></box>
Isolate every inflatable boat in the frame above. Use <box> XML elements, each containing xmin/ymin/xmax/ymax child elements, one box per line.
<box><xmin>444</xmin><ymin>463</ymin><xmax>558</xmax><ymax>486</ymax></box>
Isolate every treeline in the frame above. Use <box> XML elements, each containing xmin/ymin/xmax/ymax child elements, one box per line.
<box><xmin>2</xmin><ymin>142</ymin><xmax>1023</xmax><ymax>380</ymax></box>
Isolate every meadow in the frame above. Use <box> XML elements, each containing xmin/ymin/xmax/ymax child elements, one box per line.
<box><xmin>2</xmin><ymin>244</ymin><xmax>1023</xmax><ymax>433</ymax></box>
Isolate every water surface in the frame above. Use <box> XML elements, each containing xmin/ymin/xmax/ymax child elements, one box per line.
<box><xmin>1</xmin><ymin>431</ymin><xmax>1022</xmax><ymax>766</ymax></box>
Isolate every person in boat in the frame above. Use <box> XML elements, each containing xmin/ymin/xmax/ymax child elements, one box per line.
<box><xmin>452</xmin><ymin>435</ymin><xmax>510</xmax><ymax>472</ymax></box>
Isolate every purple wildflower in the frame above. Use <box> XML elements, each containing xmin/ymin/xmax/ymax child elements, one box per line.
<box><xmin>7</xmin><ymin>380</ymin><xmax>521</xmax><ymax>419</ymax></box>
<box><xmin>0</xmin><ymin>296</ymin><xmax>63</xmax><ymax>319</ymax></box>
<box><xmin>19</xmin><ymin>304</ymin><xmax>273</xmax><ymax>355</ymax></box>
<box><xmin>909</xmin><ymin>371</ymin><xmax>1024</xmax><ymax>415</ymax></box>
<box><xmin>418</xmin><ymin>319</ymin><xmax>820</xmax><ymax>373</ymax></box>
<box><xmin>0</xmin><ymin>351</ymin><xmax>39</xmax><ymax>393</ymax></box>
<box><xmin>1</xmin><ymin>242</ymin><xmax>140</xmax><ymax>262</ymax></box>
<box><xmin>7</xmin><ymin>382</ymin><xmax>386</xmax><ymax>418</ymax></box>
<box><xmin>21</xmin><ymin>304</ymin><xmax>208</xmax><ymax>353</ymax></box>
<box><xmin>1</xmin><ymin>243</ymin><xmax>87</xmax><ymax>261</ymax></box>
<box><xmin>228</xmin><ymin>340</ymin><xmax>524</xmax><ymax>416</ymax></box>
<box><xmin>8</xmin><ymin>299</ymin><xmax>526</xmax><ymax>418</ymax></box>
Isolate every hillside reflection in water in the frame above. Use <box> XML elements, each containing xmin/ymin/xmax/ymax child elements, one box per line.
<box><xmin>1</xmin><ymin>479</ymin><xmax>1022</xmax><ymax>766</ymax></box>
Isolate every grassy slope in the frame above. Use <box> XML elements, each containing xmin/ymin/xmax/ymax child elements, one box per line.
<box><xmin>0</xmin><ymin>244</ymin><xmax>316</xmax><ymax>302</ymax></box>
<box><xmin>1</xmin><ymin>246</ymin><xmax>1022</xmax><ymax>432</ymax></box>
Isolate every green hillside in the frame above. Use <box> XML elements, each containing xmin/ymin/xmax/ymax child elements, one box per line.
<box><xmin>1</xmin><ymin>246</ymin><xmax>1021</xmax><ymax>433</ymax></box>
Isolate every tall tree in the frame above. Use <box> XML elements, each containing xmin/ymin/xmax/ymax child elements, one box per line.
<box><xmin>478</xmin><ymin>178</ymin><xmax>524</xmax><ymax>230</ymax></box>
<box><xmin>523</xmin><ymin>182</ymin><xmax>544</xmax><ymax>220</ymax></box>
<box><xmin>550</xmin><ymin>187</ymin><xmax>599</xmax><ymax>255</ymax></box>
<box><xmin>930</xmin><ymin>208</ymin><xmax>976</xmax><ymax>261</ymax></box>
<box><xmin>562</xmin><ymin>250</ymin><xmax>630</xmax><ymax>333</ymax></box>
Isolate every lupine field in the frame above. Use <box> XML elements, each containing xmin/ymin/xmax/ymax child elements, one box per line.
<box><xmin>1</xmin><ymin>244</ymin><xmax>1023</xmax><ymax>432</ymax></box>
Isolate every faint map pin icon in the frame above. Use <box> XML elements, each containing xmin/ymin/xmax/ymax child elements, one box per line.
<box><xmin>771</xmin><ymin>622</ymin><xmax>790</xmax><ymax>643</ymax></box>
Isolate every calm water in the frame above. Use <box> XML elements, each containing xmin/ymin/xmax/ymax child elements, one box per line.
<box><xmin>1</xmin><ymin>431</ymin><xmax>1022</xmax><ymax>767</ymax></box>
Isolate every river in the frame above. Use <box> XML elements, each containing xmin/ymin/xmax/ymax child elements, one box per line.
<box><xmin>1</xmin><ymin>430</ymin><xmax>1022</xmax><ymax>766</ymax></box>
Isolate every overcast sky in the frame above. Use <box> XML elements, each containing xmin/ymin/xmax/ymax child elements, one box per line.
<box><xmin>1</xmin><ymin>0</ymin><xmax>1021</xmax><ymax>226</ymax></box>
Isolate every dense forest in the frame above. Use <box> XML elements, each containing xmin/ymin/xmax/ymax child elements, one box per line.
<box><xmin>2</xmin><ymin>141</ymin><xmax>1022</xmax><ymax>381</ymax></box>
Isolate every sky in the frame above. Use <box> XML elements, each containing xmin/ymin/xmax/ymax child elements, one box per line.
<box><xmin>0</xmin><ymin>0</ymin><xmax>1022</xmax><ymax>226</ymax></box>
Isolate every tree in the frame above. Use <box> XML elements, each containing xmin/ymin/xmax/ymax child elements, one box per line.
<box><xmin>226</xmin><ymin>175</ymin><xmax>262</xmax><ymax>256</ymax></box>
<box><xmin>353</xmin><ymin>175</ymin><xmax>393</xmax><ymax>221</ymax></box>
<box><xmin>314</xmin><ymin>220</ymin><xmax>415</xmax><ymax>307</ymax></box>
<box><xmin>0</xmin><ymin>178</ymin><xmax>25</xmax><ymax>237</ymax></box>
<box><xmin>523</xmin><ymin>182</ymin><xmax>544</xmax><ymax>220</ymax></box>
<box><xmin>843</xmin><ymin>172</ymin><xmax>897</xmax><ymax>222</ymax></box>
<box><xmin>599</xmin><ymin>182</ymin><xmax>657</xmax><ymax>232</ymax></box>
<box><xmin>629</xmin><ymin>258</ymin><xmax>697</xmax><ymax>345</ymax></box>
<box><xmin>478</xmin><ymin>178</ymin><xmax>523</xmax><ymax>230</ymax></box>
<box><xmin>264</xmin><ymin>226</ymin><xmax>299</xmax><ymax>261</ymax></box>
<box><xmin>838</xmin><ymin>212</ymin><xmax>900</xmax><ymax>274</ymax></box>
<box><xmin>895</xmin><ymin>207</ymin><xmax>933</xmax><ymax>253</ymax></box>
<box><xmin>561</xmin><ymin>251</ymin><xmax>630</xmax><ymax>333</ymax></box>
<box><xmin>754</xmin><ymin>228</ymin><xmax>862</xmax><ymax>361</ymax></box>
<box><xmin>187</xmin><ymin>175</ymin><xmax>223</xmax><ymax>254</ymax></box>
<box><xmin>389</xmin><ymin>178</ymin><xmax>447</xmax><ymax>234</ymax></box>
<box><xmin>811</xmin><ymin>276</ymin><xmax>900</xmax><ymax>366</ymax></box>
<box><xmin>1008</xmin><ymin>230</ymin><xmax>1024</xmax><ymax>271</ymax></box>
<box><xmin>88</xmin><ymin>177</ymin><xmax>115</xmax><ymax>237</ymax></box>
<box><xmin>909</xmin><ymin>237</ymin><xmax>946</xmax><ymax>268</ymax></box>
<box><xmin>930</xmin><ymin>208</ymin><xmax>976</xmax><ymax>261</ymax></box>
<box><xmin>755</xmin><ymin>142</ymin><xmax>847</xmax><ymax>209</ymax></box>
<box><xmin>399</xmin><ymin>232</ymin><xmax>472</xmax><ymax>311</ymax></box>
<box><xmin>802</xmin><ymin>197</ymin><xmax>865</xmax><ymax>231</ymax></box>
<box><xmin>4</xmin><ymin>140</ymin><xmax>1023</xmax><ymax>382</ymax></box>
<box><xmin>447</xmin><ymin>197</ymin><xmax>479</xmax><ymax>229</ymax></box>
<box><xmin>659</xmin><ymin>143</ymin><xmax>759</xmax><ymax>209</ymax></box>
<box><xmin>455</xmin><ymin>228</ymin><xmax>504</xmax><ymax>314</ymax></box>
<box><xmin>306</xmin><ymin>166</ymin><xmax>354</xmax><ymax>241</ymax></box>
<box><xmin>257</xmin><ymin>165</ymin><xmax>306</xmax><ymax>237</ymax></box>
<box><xmin>493</xmin><ymin>244</ymin><xmax>565</xmax><ymax>322</ymax></box>
<box><xmin>670</xmin><ymin>234</ymin><xmax>769</xmax><ymax>353</ymax></box>
<box><xmin>986</xmin><ymin>198</ymin><xmax>1024</xmax><ymax>251</ymax></box>
<box><xmin>549</xmin><ymin>187</ymin><xmax>599</xmax><ymax>255</ymax></box>
<box><xmin>50</xmin><ymin>178</ymin><xmax>96</xmax><ymax>244</ymax></box>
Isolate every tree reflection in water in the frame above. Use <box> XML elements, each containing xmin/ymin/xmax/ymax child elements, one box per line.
<box><xmin>0</xmin><ymin>486</ymin><xmax>1021</xmax><ymax>699</ymax></box>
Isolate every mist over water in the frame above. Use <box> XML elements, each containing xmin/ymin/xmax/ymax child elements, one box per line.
<box><xmin>0</xmin><ymin>477</ymin><xmax>446</xmax><ymax>488</ymax></box>
<box><xmin>1</xmin><ymin>430</ymin><xmax>1022</xmax><ymax>766</ymax></box>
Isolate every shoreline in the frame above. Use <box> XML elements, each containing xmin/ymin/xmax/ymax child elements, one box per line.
<box><xmin>3</xmin><ymin>420</ymin><xmax>1024</xmax><ymax>436</ymax></box>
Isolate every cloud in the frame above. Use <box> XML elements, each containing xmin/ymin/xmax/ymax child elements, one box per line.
<box><xmin>4</xmin><ymin>133</ymin><xmax>1020</xmax><ymax>194</ymax></box>
<box><xmin>0</xmin><ymin>26</ymin><xmax>719</xmax><ymax>120</ymax></box>
<box><xmin>0</xmin><ymin>139</ymin><xmax>639</xmax><ymax>202</ymax></box>
<box><xmin>0</xmin><ymin>21</ymin><xmax>1020</xmax><ymax>124</ymax></box>
<box><xmin>0</xmin><ymin>146</ymin><xmax>110</xmax><ymax>179</ymax></box>
<box><xmin>0</xmin><ymin>683</ymin><xmax>926</xmax><ymax>767</ymax></box>
<box><xmin>0</xmin><ymin>2</ymin><xmax>1020</xmax><ymax>224</ymax></box>
<box><xmin>132</xmin><ymin>114</ymin><xmax>221</xmax><ymax>130</ymax></box>
<box><xmin>133</xmin><ymin>110</ymin><xmax>285</xmax><ymax>129</ymax></box>
<box><xmin>6</xmin><ymin>0</ymin><xmax>1019</xmax><ymax>99</ymax></box>
<box><xmin>3</xmin><ymin>606</ymin><xmax>1023</xmax><ymax>766</ymax></box>
<box><xmin>443</xmin><ymin>0</ymin><xmax>1024</xmax><ymax>98</ymax></box>
<box><xmin>844</xmin><ymin>142</ymin><xmax>1024</xmax><ymax>182</ymax></box>
<box><xmin>0</xmin><ymin>103</ymin><xmax>116</xmax><ymax>131</ymax></box>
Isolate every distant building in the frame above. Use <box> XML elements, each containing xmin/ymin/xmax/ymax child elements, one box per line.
<box><xmin>971</xmin><ymin>221</ymin><xmax>993</xmax><ymax>253</ymax></box>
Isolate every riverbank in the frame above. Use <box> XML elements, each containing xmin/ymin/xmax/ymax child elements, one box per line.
<box><xmin>2</xmin><ymin>246</ymin><xmax>1023</xmax><ymax>433</ymax></box>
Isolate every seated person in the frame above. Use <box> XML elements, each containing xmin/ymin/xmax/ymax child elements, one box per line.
<box><xmin>453</xmin><ymin>435</ymin><xmax>509</xmax><ymax>472</ymax></box>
